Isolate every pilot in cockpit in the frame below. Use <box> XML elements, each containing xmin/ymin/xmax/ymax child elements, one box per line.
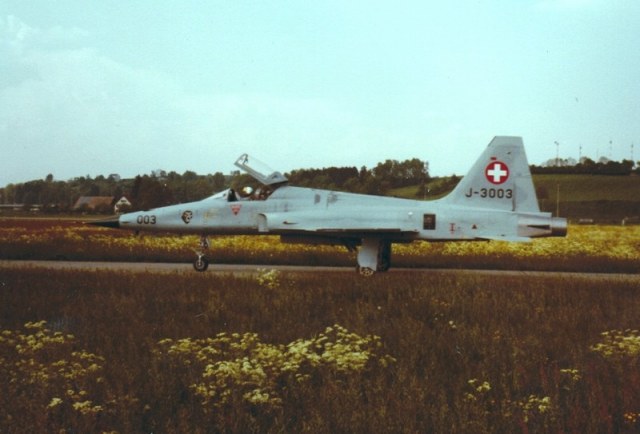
<box><xmin>254</xmin><ymin>186</ymin><xmax>272</xmax><ymax>200</ymax></box>
<box><xmin>236</xmin><ymin>186</ymin><xmax>272</xmax><ymax>200</ymax></box>
<box><xmin>227</xmin><ymin>183</ymin><xmax>275</xmax><ymax>201</ymax></box>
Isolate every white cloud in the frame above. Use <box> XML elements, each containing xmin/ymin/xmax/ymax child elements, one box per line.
<box><xmin>0</xmin><ymin>15</ymin><xmax>359</xmax><ymax>184</ymax></box>
<box><xmin>0</xmin><ymin>15</ymin><xmax>191</xmax><ymax>183</ymax></box>
<box><xmin>0</xmin><ymin>15</ymin><xmax>88</xmax><ymax>55</ymax></box>
<box><xmin>1</xmin><ymin>15</ymin><xmax>36</xmax><ymax>42</ymax></box>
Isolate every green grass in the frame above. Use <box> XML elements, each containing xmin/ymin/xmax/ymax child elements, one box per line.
<box><xmin>533</xmin><ymin>174</ymin><xmax>640</xmax><ymax>202</ymax></box>
<box><xmin>534</xmin><ymin>175</ymin><xmax>640</xmax><ymax>222</ymax></box>
<box><xmin>1</xmin><ymin>268</ymin><xmax>639</xmax><ymax>433</ymax></box>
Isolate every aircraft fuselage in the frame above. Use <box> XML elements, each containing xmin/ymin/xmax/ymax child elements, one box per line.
<box><xmin>119</xmin><ymin>185</ymin><xmax>564</xmax><ymax>242</ymax></box>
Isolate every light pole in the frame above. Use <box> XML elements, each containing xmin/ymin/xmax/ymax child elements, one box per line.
<box><xmin>579</xmin><ymin>145</ymin><xmax>582</xmax><ymax>163</ymax></box>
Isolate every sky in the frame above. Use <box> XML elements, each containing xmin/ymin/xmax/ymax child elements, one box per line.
<box><xmin>1</xmin><ymin>0</ymin><xmax>639</xmax><ymax>186</ymax></box>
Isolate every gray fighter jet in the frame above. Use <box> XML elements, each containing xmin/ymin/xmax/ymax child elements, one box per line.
<box><xmin>91</xmin><ymin>136</ymin><xmax>567</xmax><ymax>275</ymax></box>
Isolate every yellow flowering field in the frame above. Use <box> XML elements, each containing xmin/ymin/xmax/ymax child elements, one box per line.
<box><xmin>0</xmin><ymin>317</ymin><xmax>394</xmax><ymax>433</ymax></box>
<box><xmin>394</xmin><ymin>224</ymin><xmax>640</xmax><ymax>272</ymax></box>
<box><xmin>1</xmin><ymin>218</ymin><xmax>638</xmax><ymax>272</ymax></box>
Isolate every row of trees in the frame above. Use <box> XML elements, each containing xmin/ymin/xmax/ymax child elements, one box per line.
<box><xmin>288</xmin><ymin>158</ymin><xmax>429</xmax><ymax>195</ymax></box>
<box><xmin>0</xmin><ymin>158</ymin><xmax>429</xmax><ymax>213</ymax></box>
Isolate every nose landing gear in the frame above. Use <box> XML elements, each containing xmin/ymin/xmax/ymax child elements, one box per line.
<box><xmin>193</xmin><ymin>236</ymin><xmax>210</xmax><ymax>272</ymax></box>
<box><xmin>193</xmin><ymin>254</ymin><xmax>209</xmax><ymax>272</ymax></box>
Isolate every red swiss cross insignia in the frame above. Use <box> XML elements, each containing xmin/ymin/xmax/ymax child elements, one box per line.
<box><xmin>485</xmin><ymin>161</ymin><xmax>509</xmax><ymax>185</ymax></box>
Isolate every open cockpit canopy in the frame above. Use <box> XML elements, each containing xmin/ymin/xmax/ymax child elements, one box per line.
<box><xmin>234</xmin><ymin>154</ymin><xmax>288</xmax><ymax>186</ymax></box>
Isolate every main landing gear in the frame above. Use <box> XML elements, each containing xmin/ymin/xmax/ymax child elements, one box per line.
<box><xmin>192</xmin><ymin>235</ymin><xmax>393</xmax><ymax>275</ymax></box>
<box><xmin>193</xmin><ymin>235</ymin><xmax>210</xmax><ymax>272</ymax></box>
<box><xmin>356</xmin><ymin>239</ymin><xmax>391</xmax><ymax>276</ymax></box>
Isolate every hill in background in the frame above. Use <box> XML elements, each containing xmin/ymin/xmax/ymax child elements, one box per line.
<box><xmin>391</xmin><ymin>174</ymin><xmax>640</xmax><ymax>224</ymax></box>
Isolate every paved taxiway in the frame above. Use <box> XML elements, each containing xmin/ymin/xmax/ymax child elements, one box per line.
<box><xmin>1</xmin><ymin>260</ymin><xmax>638</xmax><ymax>282</ymax></box>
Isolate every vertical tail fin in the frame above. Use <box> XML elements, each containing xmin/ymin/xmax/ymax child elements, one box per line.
<box><xmin>443</xmin><ymin>136</ymin><xmax>540</xmax><ymax>212</ymax></box>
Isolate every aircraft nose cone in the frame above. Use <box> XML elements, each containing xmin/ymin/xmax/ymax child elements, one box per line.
<box><xmin>87</xmin><ymin>217</ymin><xmax>120</xmax><ymax>229</ymax></box>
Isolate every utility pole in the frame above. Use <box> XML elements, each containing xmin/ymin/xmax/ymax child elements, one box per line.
<box><xmin>579</xmin><ymin>145</ymin><xmax>582</xmax><ymax>162</ymax></box>
<box><xmin>554</xmin><ymin>141</ymin><xmax>559</xmax><ymax>166</ymax></box>
<box><xmin>609</xmin><ymin>140</ymin><xmax>613</xmax><ymax>159</ymax></box>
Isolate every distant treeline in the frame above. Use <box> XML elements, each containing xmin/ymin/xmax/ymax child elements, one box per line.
<box><xmin>0</xmin><ymin>171</ymin><xmax>227</xmax><ymax>213</ymax></box>
<box><xmin>0</xmin><ymin>158</ymin><xmax>429</xmax><ymax>213</ymax></box>
<box><xmin>531</xmin><ymin>157</ymin><xmax>639</xmax><ymax>176</ymax></box>
<box><xmin>3</xmin><ymin>156</ymin><xmax>638</xmax><ymax>213</ymax></box>
<box><xmin>288</xmin><ymin>158</ymin><xmax>429</xmax><ymax>194</ymax></box>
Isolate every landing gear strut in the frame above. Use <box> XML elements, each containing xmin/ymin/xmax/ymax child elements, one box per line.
<box><xmin>193</xmin><ymin>235</ymin><xmax>210</xmax><ymax>272</ymax></box>
<box><xmin>356</xmin><ymin>239</ymin><xmax>391</xmax><ymax>276</ymax></box>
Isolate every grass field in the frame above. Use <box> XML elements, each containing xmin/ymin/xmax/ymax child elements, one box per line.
<box><xmin>533</xmin><ymin>175</ymin><xmax>640</xmax><ymax>202</ymax></box>
<box><xmin>1</xmin><ymin>268</ymin><xmax>639</xmax><ymax>433</ymax></box>
<box><xmin>534</xmin><ymin>175</ymin><xmax>640</xmax><ymax>222</ymax></box>
<box><xmin>1</xmin><ymin>218</ymin><xmax>639</xmax><ymax>432</ymax></box>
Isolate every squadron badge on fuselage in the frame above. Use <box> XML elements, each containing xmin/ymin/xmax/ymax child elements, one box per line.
<box><xmin>181</xmin><ymin>210</ymin><xmax>193</xmax><ymax>224</ymax></box>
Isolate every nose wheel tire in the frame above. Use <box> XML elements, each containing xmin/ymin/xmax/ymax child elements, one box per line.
<box><xmin>193</xmin><ymin>255</ymin><xmax>209</xmax><ymax>272</ymax></box>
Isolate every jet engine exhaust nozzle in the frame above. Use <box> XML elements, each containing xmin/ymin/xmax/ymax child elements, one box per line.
<box><xmin>551</xmin><ymin>217</ymin><xmax>568</xmax><ymax>237</ymax></box>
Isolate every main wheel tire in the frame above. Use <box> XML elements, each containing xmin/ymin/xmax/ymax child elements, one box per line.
<box><xmin>193</xmin><ymin>256</ymin><xmax>209</xmax><ymax>272</ymax></box>
<box><xmin>357</xmin><ymin>266</ymin><xmax>375</xmax><ymax>277</ymax></box>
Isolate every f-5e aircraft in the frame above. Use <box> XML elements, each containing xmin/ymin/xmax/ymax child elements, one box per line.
<box><xmin>91</xmin><ymin>136</ymin><xmax>567</xmax><ymax>275</ymax></box>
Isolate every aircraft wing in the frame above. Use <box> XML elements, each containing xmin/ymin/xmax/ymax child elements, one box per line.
<box><xmin>316</xmin><ymin>228</ymin><xmax>408</xmax><ymax>233</ymax></box>
<box><xmin>257</xmin><ymin>212</ymin><xmax>418</xmax><ymax>236</ymax></box>
<box><xmin>475</xmin><ymin>235</ymin><xmax>532</xmax><ymax>242</ymax></box>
